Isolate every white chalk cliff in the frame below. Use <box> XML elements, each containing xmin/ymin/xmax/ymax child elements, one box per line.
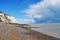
<box><xmin>0</xmin><ymin>11</ymin><xmax>16</xmax><ymax>23</ymax></box>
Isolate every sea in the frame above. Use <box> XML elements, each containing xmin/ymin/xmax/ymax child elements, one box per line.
<box><xmin>31</xmin><ymin>23</ymin><xmax>60</xmax><ymax>39</ymax></box>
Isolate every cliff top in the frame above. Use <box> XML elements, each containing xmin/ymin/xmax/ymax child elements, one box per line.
<box><xmin>0</xmin><ymin>11</ymin><xmax>3</xmax><ymax>13</ymax></box>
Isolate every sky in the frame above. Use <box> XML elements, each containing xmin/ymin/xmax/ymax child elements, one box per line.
<box><xmin>0</xmin><ymin>0</ymin><xmax>60</xmax><ymax>24</ymax></box>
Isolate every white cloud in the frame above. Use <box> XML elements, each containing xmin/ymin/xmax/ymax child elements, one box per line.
<box><xmin>22</xmin><ymin>0</ymin><xmax>60</xmax><ymax>23</ymax></box>
<box><xmin>34</xmin><ymin>15</ymin><xmax>43</xmax><ymax>18</ymax></box>
<box><xmin>17</xmin><ymin>18</ymin><xmax>35</xmax><ymax>24</ymax></box>
<box><xmin>22</xmin><ymin>0</ymin><xmax>53</xmax><ymax>18</ymax></box>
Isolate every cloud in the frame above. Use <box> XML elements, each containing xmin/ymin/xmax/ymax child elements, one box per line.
<box><xmin>22</xmin><ymin>0</ymin><xmax>60</xmax><ymax>24</ymax></box>
<box><xmin>16</xmin><ymin>18</ymin><xmax>35</xmax><ymax>24</ymax></box>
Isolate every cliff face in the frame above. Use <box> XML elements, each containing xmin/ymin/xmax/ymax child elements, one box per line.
<box><xmin>0</xmin><ymin>11</ymin><xmax>16</xmax><ymax>23</ymax></box>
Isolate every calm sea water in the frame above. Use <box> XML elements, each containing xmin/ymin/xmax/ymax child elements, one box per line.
<box><xmin>31</xmin><ymin>23</ymin><xmax>60</xmax><ymax>39</ymax></box>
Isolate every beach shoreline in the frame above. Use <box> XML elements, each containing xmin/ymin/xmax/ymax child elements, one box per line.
<box><xmin>0</xmin><ymin>23</ymin><xmax>60</xmax><ymax>40</ymax></box>
<box><xmin>22</xmin><ymin>27</ymin><xmax>60</xmax><ymax>40</ymax></box>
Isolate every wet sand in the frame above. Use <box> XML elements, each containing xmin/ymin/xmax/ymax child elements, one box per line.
<box><xmin>0</xmin><ymin>23</ymin><xmax>60</xmax><ymax>40</ymax></box>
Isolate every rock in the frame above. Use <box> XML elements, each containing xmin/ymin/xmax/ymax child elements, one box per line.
<box><xmin>0</xmin><ymin>11</ymin><xmax>16</xmax><ymax>23</ymax></box>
